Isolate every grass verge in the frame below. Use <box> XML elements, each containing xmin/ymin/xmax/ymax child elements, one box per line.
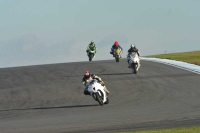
<box><xmin>147</xmin><ymin>50</ymin><xmax>200</xmax><ymax>66</ymax></box>
<box><xmin>120</xmin><ymin>126</ymin><xmax>200</xmax><ymax>133</ymax></box>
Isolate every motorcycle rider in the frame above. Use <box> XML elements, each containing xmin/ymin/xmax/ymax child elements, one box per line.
<box><xmin>127</xmin><ymin>44</ymin><xmax>141</xmax><ymax>68</ymax></box>
<box><xmin>86</xmin><ymin>41</ymin><xmax>97</xmax><ymax>57</ymax></box>
<box><xmin>82</xmin><ymin>70</ymin><xmax>110</xmax><ymax>96</ymax></box>
<box><xmin>110</xmin><ymin>41</ymin><xmax>123</xmax><ymax>58</ymax></box>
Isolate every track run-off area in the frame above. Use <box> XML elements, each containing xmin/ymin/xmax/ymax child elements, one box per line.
<box><xmin>0</xmin><ymin>59</ymin><xmax>200</xmax><ymax>133</ymax></box>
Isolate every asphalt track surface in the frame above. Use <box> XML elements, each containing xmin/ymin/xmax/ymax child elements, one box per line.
<box><xmin>0</xmin><ymin>59</ymin><xmax>200</xmax><ymax>133</ymax></box>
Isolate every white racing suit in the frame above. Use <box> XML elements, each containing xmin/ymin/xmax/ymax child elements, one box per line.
<box><xmin>82</xmin><ymin>74</ymin><xmax>109</xmax><ymax>95</ymax></box>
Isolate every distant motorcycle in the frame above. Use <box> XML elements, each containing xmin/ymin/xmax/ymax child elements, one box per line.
<box><xmin>87</xmin><ymin>47</ymin><xmax>96</xmax><ymax>61</ymax></box>
<box><xmin>87</xmin><ymin>79</ymin><xmax>109</xmax><ymax>106</ymax></box>
<box><xmin>113</xmin><ymin>48</ymin><xmax>122</xmax><ymax>62</ymax></box>
<box><xmin>128</xmin><ymin>52</ymin><xmax>140</xmax><ymax>74</ymax></box>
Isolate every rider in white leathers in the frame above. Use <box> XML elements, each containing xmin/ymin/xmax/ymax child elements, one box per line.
<box><xmin>82</xmin><ymin>70</ymin><xmax>110</xmax><ymax>95</ymax></box>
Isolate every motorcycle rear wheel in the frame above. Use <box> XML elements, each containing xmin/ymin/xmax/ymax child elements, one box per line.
<box><xmin>104</xmin><ymin>97</ymin><xmax>109</xmax><ymax>104</ymax></box>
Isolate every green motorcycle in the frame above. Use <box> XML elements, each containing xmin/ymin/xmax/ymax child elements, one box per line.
<box><xmin>87</xmin><ymin>47</ymin><xmax>96</xmax><ymax>61</ymax></box>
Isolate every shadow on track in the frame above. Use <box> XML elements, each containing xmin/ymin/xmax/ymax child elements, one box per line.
<box><xmin>98</xmin><ymin>73</ymin><xmax>133</xmax><ymax>76</ymax></box>
<box><xmin>63</xmin><ymin>73</ymin><xmax>133</xmax><ymax>78</ymax></box>
<box><xmin>0</xmin><ymin>104</ymin><xmax>98</xmax><ymax>112</ymax></box>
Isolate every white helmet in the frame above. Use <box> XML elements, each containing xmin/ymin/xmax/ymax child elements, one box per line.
<box><xmin>130</xmin><ymin>44</ymin><xmax>135</xmax><ymax>48</ymax></box>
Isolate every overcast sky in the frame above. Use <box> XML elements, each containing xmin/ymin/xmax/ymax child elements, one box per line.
<box><xmin>0</xmin><ymin>0</ymin><xmax>200</xmax><ymax>68</ymax></box>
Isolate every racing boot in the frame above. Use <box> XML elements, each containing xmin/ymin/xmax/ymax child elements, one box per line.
<box><xmin>127</xmin><ymin>60</ymin><xmax>130</xmax><ymax>68</ymax></box>
<box><xmin>137</xmin><ymin>63</ymin><xmax>141</xmax><ymax>71</ymax></box>
<box><xmin>104</xmin><ymin>86</ymin><xmax>110</xmax><ymax>96</ymax></box>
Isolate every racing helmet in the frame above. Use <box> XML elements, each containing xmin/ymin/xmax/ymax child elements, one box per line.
<box><xmin>84</xmin><ymin>70</ymin><xmax>91</xmax><ymax>79</ymax></box>
<box><xmin>90</xmin><ymin>41</ymin><xmax>95</xmax><ymax>47</ymax></box>
<box><xmin>114</xmin><ymin>41</ymin><xmax>119</xmax><ymax>47</ymax></box>
<box><xmin>131</xmin><ymin>44</ymin><xmax>135</xmax><ymax>48</ymax></box>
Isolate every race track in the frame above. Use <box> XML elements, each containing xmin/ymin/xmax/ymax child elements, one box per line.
<box><xmin>0</xmin><ymin>59</ymin><xmax>200</xmax><ymax>133</ymax></box>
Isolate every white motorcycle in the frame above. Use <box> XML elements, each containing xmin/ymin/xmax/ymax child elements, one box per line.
<box><xmin>87</xmin><ymin>79</ymin><xmax>109</xmax><ymax>106</ymax></box>
<box><xmin>128</xmin><ymin>52</ymin><xmax>140</xmax><ymax>74</ymax></box>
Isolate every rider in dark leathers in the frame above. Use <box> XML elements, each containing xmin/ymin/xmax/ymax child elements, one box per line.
<box><xmin>127</xmin><ymin>44</ymin><xmax>140</xmax><ymax>68</ymax></box>
<box><xmin>110</xmin><ymin>41</ymin><xmax>123</xmax><ymax>58</ymax></box>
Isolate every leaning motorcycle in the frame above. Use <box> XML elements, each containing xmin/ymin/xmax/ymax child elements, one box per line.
<box><xmin>114</xmin><ymin>48</ymin><xmax>122</xmax><ymax>62</ymax></box>
<box><xmin>87</xmin><ymin>47</ymin><xmax>96</xmax><ymax>61</ymax></box>
<box><xmin>87</xmin><ymin>79</ymin><xmax>109</xmax><ymax>106</ymax></box>
<box><xmin>128</xmin><ymin>52</ymin><xmax>140</xmax><ymax>74</ymax></box>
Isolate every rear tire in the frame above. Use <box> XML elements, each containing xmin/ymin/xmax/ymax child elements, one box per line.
<box><xmin>104</xmin><ymin>97</ymin><xmax>109</xmax><ymax>104</ymax></box>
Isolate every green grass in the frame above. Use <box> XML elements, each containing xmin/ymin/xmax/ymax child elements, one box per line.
<box><xmin>147</xmin><ymin>50</ymin><xmax>200</xmax><ymax>66</ymax></box>
<box><xmin>120</xmin><ymin>126</ymin><xmax>200</xmax><ymax>133</ymax></box>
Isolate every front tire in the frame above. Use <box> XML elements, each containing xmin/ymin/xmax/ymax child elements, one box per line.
<box><xmin>115</xmin><ymin>56</ymin><xmax>119</xmax><ymax>62</ymax></box>
<box><xmin>96</xmin><ymin>92</ymin><xmax>104</xmax><ymax>106</ymax></box>
<box><xmin>89</xmin><ymin>53</ymin><xmax>94</xmax><ymax>61</ymax></box>
<box><xmin>133</xmin><ymin>63</ymin><xmax>137</xmax><ymax>74</ymax></box>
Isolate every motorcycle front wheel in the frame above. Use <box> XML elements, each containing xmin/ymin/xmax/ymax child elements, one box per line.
<box><xmin>89</xmin><ymin>53</ymin><xmax>94</xmax><ymax>61</ymax></box>
<box><xmin>133</xmin><ymin>63</ymin><xmax>137</xmax><ymax>74</ymax></box>
<box><xmin>115</xmin><ymin>56</ymin><xmax>119</xmax><ymax>62</ymax></box>
<box><xmin>96</xmin><ymin>92</ymin><xmax>104</xmax><ymax>106</ymax></box>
